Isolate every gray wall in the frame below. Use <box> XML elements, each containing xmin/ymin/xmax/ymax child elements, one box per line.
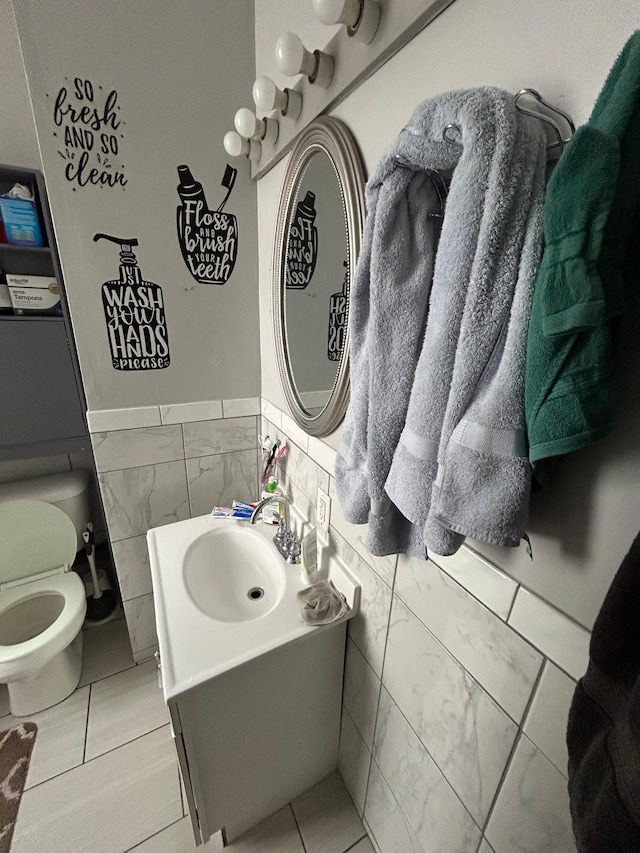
<box><xmin>12</xmin><ymin>0</ymin><xmax>260</xmax><ymax>411</ymax></box>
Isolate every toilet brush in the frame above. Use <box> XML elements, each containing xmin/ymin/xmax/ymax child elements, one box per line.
<box><xmin>82</xmin><ymin>523</ymin><xmax>118</xmax><ymax>622</ymax></box>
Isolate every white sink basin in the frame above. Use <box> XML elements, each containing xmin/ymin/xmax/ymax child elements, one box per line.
<box><xmin>183</xmin><ymin>526</ymin><xmax>286</xmax><ymax>623</ymax></box>
<box><xmin>147</xmin><ymin>514</ymin><xmax>360</xmax><ymax>701</ymax></box>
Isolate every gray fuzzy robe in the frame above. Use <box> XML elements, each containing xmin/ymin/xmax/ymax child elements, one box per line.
<box><xmin>337</xmin><ymin>87</ymin><xmax>547</xmax><ymax>558</ymax></box>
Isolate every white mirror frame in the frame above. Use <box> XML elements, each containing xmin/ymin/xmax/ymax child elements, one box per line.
<box><xmin>273</xmin><ymin>116</ymin><xmax>365</xmax><ymax>437</ymax></box>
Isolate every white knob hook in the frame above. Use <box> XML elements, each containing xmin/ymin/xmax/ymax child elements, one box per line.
<box><xmin>234</xmin><ymin>108</ymin><xmax>279</xmax><ymax>145</ymax></box>
<box><xmin>223</xmin><ymin>130</ymin><xmax>261</xmax><ymax>162</ymax></box>
<box><xmin>252</xmin><ymin>76</ymin><xmax>303</xmax><ymax>120</ymax></box>
<box><xmin>275</xmin><ymin>32</ymin><xmax>334</xmax><ymax>89</ymax></box>
<box><xmin>312</xmin><ymin>0</ymin><xmax>381</xmax><ymax>44</ymax></box>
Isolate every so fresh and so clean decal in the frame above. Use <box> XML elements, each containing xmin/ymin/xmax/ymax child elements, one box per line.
<box><xmin>93</xmin><ymin>234</ymin><xmax>170</xmax><ymax>371</ymax></box>
<box><xmin>176</xmin><ymin>164</ymin><xmax>238</xmax><ymax>285</ymax></box>
<box><xmin>47</xmin><ymin>77</ymin><xmax>127</xmax><ymax>191</ymax></box>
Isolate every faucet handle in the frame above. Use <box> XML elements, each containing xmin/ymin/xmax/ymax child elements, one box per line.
<box><xmin>286</xmin><ymin>535</ymin><xmax>302</xmax><ymax>563</ymax></box>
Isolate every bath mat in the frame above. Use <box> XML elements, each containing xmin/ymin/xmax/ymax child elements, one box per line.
<box><xmin>0</xmin><ymin>723</ymin><xmax>37</xmax><ymax>853</ymax></box>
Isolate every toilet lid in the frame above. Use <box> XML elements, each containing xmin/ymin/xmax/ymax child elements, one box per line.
<box><xmin>0</xmin><ymin>500</ymin><xmax>77</xmax><ymax>585</ymax></box>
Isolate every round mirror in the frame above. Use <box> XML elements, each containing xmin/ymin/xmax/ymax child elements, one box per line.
<box><xmin>273</xmin><ymin>117</ymin><xmax>365</xmax><ymax>436</ymax></box>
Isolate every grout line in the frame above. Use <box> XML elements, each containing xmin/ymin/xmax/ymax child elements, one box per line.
<box><xmin>123</xmin><ymin>816</ymin><xmax>185</xmax><ymax>852</ymax></box>
<box><xmin>342</xmin><ymin>833</ymin><xmax>367</xmax><ymax>852</ymax></box>
<box><xmin>95</xmin><ymin>453</ymin><xmax>186</xmax><ymax>476</ymax></box>
<box><xmin>289</xmin><ymin>802</ymin><xmax>308</xmax><ymax>853</ymax></box>
<box><xmin>82</xmin><ymin>683</ymin><xmax>91</xmax><ymax>763</ymax></box>
<box><xmin>506</xmin><ymin>583</ymin><xmax>520</xmax><ymax>622</ymax></box>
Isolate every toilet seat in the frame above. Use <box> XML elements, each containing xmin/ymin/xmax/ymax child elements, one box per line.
<box><xmin>0</xmin><ymin>572</ymin><xmax>86</xmax><ymax>681</ymax></box>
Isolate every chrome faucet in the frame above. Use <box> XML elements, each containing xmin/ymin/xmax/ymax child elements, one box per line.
<box><xmin>250</xmin><ymin>495</ymin><xmax>301</xmax><ymax>564</ymax></box>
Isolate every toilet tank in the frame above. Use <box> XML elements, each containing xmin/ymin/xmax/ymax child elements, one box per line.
<box><xmin>0</xmin><ymin>471</ymin><xmax>91</xmax><ymax>551</ymax></box>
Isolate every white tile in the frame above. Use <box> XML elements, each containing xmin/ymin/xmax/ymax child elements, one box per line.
<box><xmin>112</xmin><ymin>535</ymin><xmax>153</xmax><ymax>601</ymax></box>
<box><xmin>332</xmin><ymin>533</ymin><xmax>392</xmax><ymax>677</ymax></box>
<box><xmin>523</xmin><ymin>662</ymin><xmax>576</xmax><ymax>778</ymax></box>
<box><xmin>183</xmin><ymin>416</ymin><xmax>257</xmax><ymax>457</ymax></box>
<box><xmin>508</xmin><ymin>589</ymin><xmax>590</xmax><ymax>680</ymax></box>
<box><xmin>99</xmin><ymin>460</ymin><xmax>190</xmax><ymax>541</ymax></box>
<box><xmin>79</xmin><ymin>618</ymin><xmax>134</xmax><ymax>687</ymax></box>
<box><xmin>229</xmin><ymin>805</ymin><xmax>305</xmax><ymax>851</ymax></box>
<box><xmin>0</xmin><ymin>454</ymin><xmax>71</xmax><ymax>485</ymax></box>
<box><xmin>280</xmin><ymin>410</ymin><xmax>309</xmax><ymax>454</ymax></box>
<box><xmin>291</xmin><ymin>770</ymin><xmax>365</xmax><ymax>853</ymax></box>
<box><xmin>123</xmin><ymin>594</ymin><xmax>159</xmax><ymax>656</ymax></box>
<box><xmin>395</xmin><ymin>556</ymin><xmax>542</xmax><ymax>722</ymax></box>
<box><xmin>1</xmin><ymin>686</ymin><xmax>89</xmax><ymax>789</ymax></box>
<box><xmin>85</xmin><ymin>660</ymin><xmax>169</xmax><ymax>760</ymax></box>
<box><xmin>339</xmin><ymin>707</ymin><xmax>371</xmax><ymax>816</ymax></box>
<box><xmin>343</xmin><ymin>639</ymin><xmax>381</xmax><ymax>749</ymax></box>
<box><xmin>222</xmin><ymin>397</ymin><xmax>261</xmax><ymax>418</ymax></box>
<box><xmin>261</xmin><ymin>397</ymin><xmax>282</xmax><ymax>429</ymax></box>
<box><xmin>277</xmin><ymin>440</ymin><xmax>319</xmax><ymax>506</ymax></box>
<box><xmin>91</xmin><ymin>426</ymin><xmax>184</xmax><ymax>472</ymax></box>
<box><xmin>373</xmin><ymin>688</ymin><xmax>480</xmax><ymax>853</ymax></box>
<box><xmin>127</xmin><ymin>818</ymin><xmax>200</xmax><ymax>851</ymax></box>
<box><xmin>382</xmin><ymin>598</ymin><xmax>517</xmax><ymax>825</ymax></box>
<box><xmin>478</xmin><ymin>842</ymin><xmax>496</xmax><ymax>853</ymax></box>
<box><xmin>486</xmin><ymin>736</ymin><xmax>577</xmax><ymax>853</ymax></box>
<box><xmin>363</xmin><ymin>818</ymin><xmax>383</xmax><ymax>853</ymax></box>
<box><xmin>186</xmin><ymin>450</ymin><xmax>258</xmax><ymax>516</ymax></box>
<box><xmin>87</xmin><ymin>406</ymin><xmax>161</xmax><ymax>432</ymax></box>
<box><xmin>329</xmin><ymin>479</ymin><xmax>397</xmax><ymax>588</ymax></box>
<box><xmin>160</xmin><ymin>400</ymin><xmax>223</xmax><ymax>425</ymax></box>
<box><xmin>429</xmin><ymin>545</ymin><xmax>518</xmax><ymax>620</ymax></box>
<box><xmin>364</xmin><ymin>760</ymin><xmax>424</xmax><ymax>853</ymax></box>
<box><xmin>11</xmin><ymin>726</ymin><xmax>181</xmax><ymax>853</ymax></box>
<box><xmin>307</xmin><ymin>435</ymin><xmax>337</xmax><ymax>477</ymax></box>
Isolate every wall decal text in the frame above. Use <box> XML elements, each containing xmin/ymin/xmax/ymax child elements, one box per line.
<box><xmin>48</xmin><ymin>78</ymin><xmax>127</xmax><ymax>191</ymax></box>
<box><xmin>94</xmin><ymin>233</ymin><xmax>170</xmax><ymax>371</ymax></box>
<box><xmin>286</xmin><ymin>190</ymin><xmax>318</xmax><ymax>290</ymax></box>
<box><xmin>176</xmin><ymin>164</ymin><xmax>238</xmax><ymax>285</ymax></box>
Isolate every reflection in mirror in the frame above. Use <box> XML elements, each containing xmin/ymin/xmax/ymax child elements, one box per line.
<box><xmin>273</xmin><ymin>117</ymin><xmax>365</xmax><ymax>437</ymax></box>
<box><xmin>284</xmin><ymin>151</ymin><xmax>348</xmax><ymax>416</ymax></box>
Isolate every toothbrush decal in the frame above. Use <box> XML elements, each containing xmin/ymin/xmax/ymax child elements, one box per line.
<box><xmin>94</xmin><ymin>233</ymin><xmax>170</xmax><ymax>371</ymax></box>
<box><xmin>176</xmin><ymin>164</ymin><xmax>238</xmax><ymax>285</ymax></box>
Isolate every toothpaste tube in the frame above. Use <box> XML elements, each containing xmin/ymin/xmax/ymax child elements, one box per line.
<box><xmin>211</xmin><ymin>506</ymin><xmax>253</xmax><ymax>519</ymax></box>
<box><xmin>232</xmin><ymin>500</ymin><xmax>258</xmax><ymax>511</ymax></box>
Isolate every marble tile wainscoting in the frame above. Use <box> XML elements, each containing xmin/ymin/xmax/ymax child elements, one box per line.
<box><xmin>260</xmin><ymin>396</ymin><xmax>589</xmax><ymax>853</ymax></box>
<box><xmin>88</xmin><ymin>399</ymin><xmax>261</xmax><ymax>662</ymax></box>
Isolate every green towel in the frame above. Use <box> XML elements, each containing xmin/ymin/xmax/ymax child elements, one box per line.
<box><xmin>526</xmin><ymin>31</ymin><xmax>640</xmax><ymax>485</ymax></box>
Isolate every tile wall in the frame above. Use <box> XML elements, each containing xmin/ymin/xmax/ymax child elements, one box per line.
<box><xmin>88</xmin><ymin>398</ymin><xmax>260</xmax><ymax>661</ymax></box>
<box><xmin>260</xmin><ymin>397</ymin><xmax>588</xmax><ymax>853</ymax></box>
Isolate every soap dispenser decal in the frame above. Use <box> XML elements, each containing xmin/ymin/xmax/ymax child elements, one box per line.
<box><xmin>285</xmin><ymin>190</ymin><xmax>318</xmax><ymax>290</ymax></box>
<box><xmin>328</xmin><ymin>260</ymin><xmax>349</xmax><ymax>362</ymax></box>
<box><xmin>176</xmin><ymin>164</ymin><xmax>238</xmax><ymax>285</ymax></box>
<box><xmin>93</xmin><ymin>233</ymin><xmax>170</xmax><ymax>371</ymax></box>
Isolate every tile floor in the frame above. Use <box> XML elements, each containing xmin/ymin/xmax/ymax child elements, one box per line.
<box><xmin>1</xmin><ymin>618</ymin><xmax>372</xmax><ymax>853</ymax></box>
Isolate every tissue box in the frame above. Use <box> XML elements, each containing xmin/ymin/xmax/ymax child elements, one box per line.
<box><xmin>7</xmin><ymin>274</ymin><xmax>62</xmax><ymax>315</ymax></box>
<box><xmin>0</xmin><ymin>197</ymin><xmax>44</xmax><ymax>246</ymax></box>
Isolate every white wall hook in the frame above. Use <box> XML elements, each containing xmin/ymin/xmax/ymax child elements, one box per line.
<box><xmin>223</xmin><ymin>130</ymin><xmax>261</xmax><ymax>162</ymax></box>
<box><xmin>312</xmin><ymin>0</ymin><xmax>381</xmax><ymax>44</ymax></box>
<box><xmin>234</xmin><ymin>108</ymin><xmax>279</xmax><ymax>145</ymax></box>
<box><xmin>252</xmin><ymin>76</ymin><xmax>303</xmax><ymax>120</ymax></box>
<box><xmin>275</xmin><ymin>32</ymin><xmax>334</xmax><ymax>89</ymax></box>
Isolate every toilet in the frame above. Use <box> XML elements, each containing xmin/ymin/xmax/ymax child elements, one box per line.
<box><xmin>0</xmin><ymin>471</ymin><xmax>91</xmax><ymax>716</ymax></box>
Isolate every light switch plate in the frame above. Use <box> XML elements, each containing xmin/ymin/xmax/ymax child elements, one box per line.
<box><xmin>317</xmin><ymin>487</ymin><xmax>331</xmax><ymax>533</ymax></box>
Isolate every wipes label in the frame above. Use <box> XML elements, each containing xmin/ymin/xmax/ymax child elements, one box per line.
<box><xmin>7</xmin><ymin>274</ymin><xmax>62</xmax><ymax>315</ymax></box>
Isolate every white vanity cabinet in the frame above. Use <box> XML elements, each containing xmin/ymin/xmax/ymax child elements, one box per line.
<box><xmin>165</xmin><ymin>622</ymin><xmax>347</xmax><ymax>845</ymax></box>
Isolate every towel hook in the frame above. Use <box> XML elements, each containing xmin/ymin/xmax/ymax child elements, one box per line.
<box><xmin>514</xmin><ymin>88</ymin><xmax>576</xmax><ymax>153</ymax></box>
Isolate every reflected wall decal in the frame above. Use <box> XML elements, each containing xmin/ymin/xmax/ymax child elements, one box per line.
<box><xmin>285</xmin><ymin>190</ymin><xmax>318</xmax><ymax>290</ymax></box>
<box><xmin>48</xmin><ymin>77</ymin><xmax>127</xmax><ymax>190</ymax></box>
<box><xmin>176</xmin><ymin>164</ymin><xmax>239</xmax><ymax>285</ymax></box>
<box><xmin>328</xmin><ymin>261</ymin><xmax>348</xmax><ymax>361</ymax></box>
<box><xmin>94</xmin><ymin>233</ymin><xmax>170</xmax><ymax>371</ymax></box>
